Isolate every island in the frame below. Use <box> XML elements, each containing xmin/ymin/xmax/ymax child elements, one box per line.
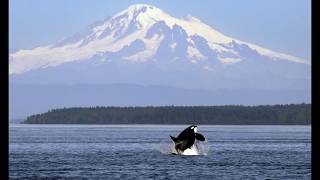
<box><xmin>23</xmin><ymin>103</ymin><xmax>311</xmax><ymax>125</ymax></box>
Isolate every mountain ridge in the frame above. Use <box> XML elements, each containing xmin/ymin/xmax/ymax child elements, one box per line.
<box><xmin>9</xmin><ymin>3</ymin><xmax>309</xmax><ymax>75</ymax></box>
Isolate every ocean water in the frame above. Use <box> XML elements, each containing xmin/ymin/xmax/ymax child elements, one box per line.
<box><xmin>9</xmin><ymin>124</ymin><xmax>311</xmax><ymax>179</ymax></box>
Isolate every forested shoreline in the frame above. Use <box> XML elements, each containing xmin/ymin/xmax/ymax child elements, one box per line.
<box><xmin>23</xmin><ymin>104</ymin><xmax>311</xmax><ymax>125</ymax></box>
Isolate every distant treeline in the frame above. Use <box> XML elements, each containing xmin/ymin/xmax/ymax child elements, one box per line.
<box><xmin>23</xmin><ymin>104</ymin><xmax>311</xmax><ymax>125</ymax></box>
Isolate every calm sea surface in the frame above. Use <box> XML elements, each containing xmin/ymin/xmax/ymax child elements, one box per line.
<box><xmin>9</xmin><ymin>124</ymin><xmax>311</xmax><ymax>179</ymax></box>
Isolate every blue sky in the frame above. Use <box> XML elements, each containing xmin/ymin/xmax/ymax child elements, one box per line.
<box><xmin>9</xmin><ymin>0</ymin><xmax>311</xmax><ymax>61</ymax></box>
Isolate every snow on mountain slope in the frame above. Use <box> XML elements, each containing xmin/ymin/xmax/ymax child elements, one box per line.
<box><xmin>9</xmin><ymin>4</ymin><xmax>309</xmax><ymax>75</ymax></box>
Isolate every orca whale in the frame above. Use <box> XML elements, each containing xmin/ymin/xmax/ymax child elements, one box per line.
<box><xmin>170</xmin><ymin>125</ymin><xmax>206</xmax><ymax>155</ymax></box>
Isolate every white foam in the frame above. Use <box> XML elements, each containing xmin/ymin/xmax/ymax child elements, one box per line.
<box><xmin>181</xmin><ymin>145</ymin><xmax>199</xmax><ymax>155</ymax></box>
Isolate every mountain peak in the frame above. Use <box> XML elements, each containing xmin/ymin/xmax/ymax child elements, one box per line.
<box><xmin>117</xmin><ymin>3</ymin><xmax>161</xmax><ymax>17</ymax></box>
<box><xmin>110</xmin><ymin>3</ymin><xmax>166</xmax><ymax>29</ymax></box>
<box><xmin>126</xmin><ymin>3</ymin><xmax>157</xmax><ymax>11</ymax></box>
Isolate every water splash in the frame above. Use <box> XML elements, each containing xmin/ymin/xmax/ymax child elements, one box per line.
<box><xmin>154</xmin><ymin>140</ymin><xmax>209</xmax><ymax>156</ymax></box>
<box><xmin>196</xmin><ymin>140</ymin><xmax>209</xmax><ymax>155</ymax></box>
<box><xmin>154</xmin><ymin>141</ymin><xmax>177</xmax><ymax>154</ymax></box>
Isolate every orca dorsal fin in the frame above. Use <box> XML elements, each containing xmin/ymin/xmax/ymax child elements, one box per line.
<box><xmin>195</xmin><ymin>133</ymin><xmax>206</xmax><ymax>141</ymax></box>
<box><xmin>170</xmin><ymin>136</ymin><xmax>178</xmax><ymax>142</ymax></box>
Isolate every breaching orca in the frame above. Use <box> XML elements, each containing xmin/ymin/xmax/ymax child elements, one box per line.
<box><xmin>170</xmin><ymin>125</ymin><xmax>206</xmax><ymax>155</ymax></box>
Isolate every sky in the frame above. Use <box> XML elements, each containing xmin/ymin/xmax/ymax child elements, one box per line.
<box><xmin>9</xmin><ymin>0</ymin><xmax>311</xmax><ymax>61</ymax></box>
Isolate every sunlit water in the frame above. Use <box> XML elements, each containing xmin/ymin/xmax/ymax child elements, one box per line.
<box><xmin>9</xmin><ymin>124</ymin><xmax>311</xmax><ymax>179</ymax></box>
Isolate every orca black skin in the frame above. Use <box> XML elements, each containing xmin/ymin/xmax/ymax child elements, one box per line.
<box><xmin>170</xmin><ymin>125</ymin><xmax>206</xmax><ymax>154</ymax></box>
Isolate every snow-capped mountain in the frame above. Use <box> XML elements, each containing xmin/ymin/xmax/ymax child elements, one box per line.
<box><xmin>9</xmin><ymin>4</ymin><xmax>310</xmax><ymax>90</ymax></box>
